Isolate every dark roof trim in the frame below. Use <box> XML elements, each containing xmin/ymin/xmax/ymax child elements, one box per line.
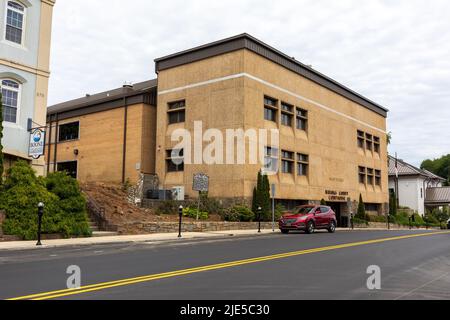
<box><xmin>155</xmin><ymin>34</ymin><xmax>388</xmax><ymax>117</ymax></box>
<box><xmin>47</xmin><ymin>92</ymin><xmax>156</xmax><ymax>122</ymax></box>
<box><xmin>48</xmin><ymin>79</ymin><xmax>157</xmax><ymax>116</ymax></box>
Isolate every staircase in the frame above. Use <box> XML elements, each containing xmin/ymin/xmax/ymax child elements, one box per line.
<box><xmin>86</xmin><ymin>197</ymin><xmax>119</xmax><ymax>237</ymax></box>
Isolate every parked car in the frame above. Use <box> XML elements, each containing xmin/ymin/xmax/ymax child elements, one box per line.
<box><xmin>279</xmin><ymin>205</ymin><xmax>337</xmax><ymax>234</ymax></box>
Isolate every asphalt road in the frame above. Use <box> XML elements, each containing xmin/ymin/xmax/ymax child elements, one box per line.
<box><xmin>1</xmin><ymin>230</ymin><xmax>450</xmax><ymax>300</ymax></box>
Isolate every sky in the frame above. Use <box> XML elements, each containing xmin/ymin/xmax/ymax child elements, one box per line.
<box><xmin>48</xmin><ymin>0</ymin><xmax>450</xmax><ymax>167</ymax></box>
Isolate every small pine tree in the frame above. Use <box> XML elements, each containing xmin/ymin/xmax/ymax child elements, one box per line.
<box><xmin>251</xmin><ymin>170</ymin><xmax>271</xmax><ymax>221</ymax></box>
<box><xmin>389</xmin><ymin>190</ymin><xmax>397</xmax><ymax>216</ymax></box>
<box><xmin>320</xmin><ymin>199</ymin><xmax>327</xmax><ymax>205</ymax></box>
<box><xmin>356</xmin><ymin>194</ymin><xmax>366</xmax><ymax>220</ymax></box>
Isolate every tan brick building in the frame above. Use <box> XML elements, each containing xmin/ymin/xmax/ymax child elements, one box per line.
<box><xmin>46</xmin><ymin>34</ymin><xmax>389</xmax><ymax>222</ymax></box>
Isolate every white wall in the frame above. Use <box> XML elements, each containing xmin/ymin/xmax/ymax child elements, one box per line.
<box><xmin>389</xmin><ymin>176</ymin><xmax>426</xmax><ymax>215</ymax></box>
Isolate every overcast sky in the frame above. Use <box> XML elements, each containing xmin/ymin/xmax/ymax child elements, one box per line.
<box><xmin>48</xmin><ymin>0</ymin><xmax>450</xmax><ymax>167</ymax></box>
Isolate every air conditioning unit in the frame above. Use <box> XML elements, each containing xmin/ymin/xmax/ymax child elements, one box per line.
<box><xmin>172</xmin><ymin>186</ymin><xmax>185</xmax><ymax>201</ymax></box>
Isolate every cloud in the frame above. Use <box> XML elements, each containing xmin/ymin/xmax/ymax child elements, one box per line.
<box><xmin>48</xmin><ymin>0</ymin><xmax>450</xmax><ymax>166</ymax></box>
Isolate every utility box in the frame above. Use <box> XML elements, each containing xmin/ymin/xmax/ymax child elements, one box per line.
<box><xmin>172</xmin><ymin>187</ymin><xmax>185</xmax><ymax>201</ymax></box>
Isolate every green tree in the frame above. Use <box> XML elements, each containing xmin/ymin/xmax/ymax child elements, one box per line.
<box><xmin>421</xmin><ymin>154</ymin><xmax>450</xmax><ymax>186</ymax></box>
<box><xmin>356</xmin><ymin>194</ymin><xmax>367</xmax><ymax>220</ymax></box>
<box><xmin>320</xmin><ymin>199</ymin><xmax>327</xmax><ymax>205</ymax></box>
<box><xmin>0</xmin><ymin>92</ymin><xmax>4</xmax><ymax>180</ymax></box>
<box><xmin>389</xmin><ymin>189</ymin><xmax>397</xmax><ymax>216</ymax></box>
<box><xmin>251</xmin><ymin>171</ymin><xmax>271</xmax><ymax>221</ymax></box>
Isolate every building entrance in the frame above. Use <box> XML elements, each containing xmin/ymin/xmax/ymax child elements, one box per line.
<box><xmin>327</xmin><ymin>202</ymin><xmax>348</xmax><ymax>227</ymax></box>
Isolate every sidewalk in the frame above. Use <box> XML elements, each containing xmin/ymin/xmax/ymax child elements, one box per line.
<box><xmin>0</xmin><ymin>227</ymin><xmax>435</xmax><ymax>252</ymax></box>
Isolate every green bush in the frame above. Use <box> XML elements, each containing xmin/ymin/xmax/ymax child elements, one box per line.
<box><xmin>369</xmin><ymin>215</ymin><xmax>387</xmax><ymax>223</ymax></box>
<box><xmin>352</xmin><ymin>217</ymin><xmax>369</xmax><ymax>226</ymax></box>
<box><xmin>222</xmin><ymin>205</ymin><xmax>255</xmax><ymax>222</ymax></box>
<box><xmin>0</xmin><ymin>161</ymin><xmax>91</xmax><ymax>240</ymax></box>
<box><xmin>155</xmin><ymin>200</ymin><xmax>179</xmax><ymax>215</ymax></box>
<box><xmin>199</xmin><ymin>196</ymin><xmax>224</xmax><ymax>215</ymax></box>
<box><xmin>183</xmin><ymin>207</ymin><xmax>208</xmax><ymax>220</ymax></box>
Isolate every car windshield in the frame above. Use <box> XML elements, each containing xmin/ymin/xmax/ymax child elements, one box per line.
<box><xmin>295</xmin><ymin>206</ymin><xmax>315</xmax><ymax>214</ymax></box>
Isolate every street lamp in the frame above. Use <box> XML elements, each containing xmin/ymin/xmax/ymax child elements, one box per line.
<box><xmin>178</xmin><ymin>205</ymin><xmax>183</xmax><ymax>238</ymax></box>
<box><xmin>36</xmin><ymin>202</ymin><xmax>44</xmax><ymax>246</ymax></box>
<box><xmin>257</xmin><ymin>207</ymin><xmax>262</xmax><ymax>233</ymax></box>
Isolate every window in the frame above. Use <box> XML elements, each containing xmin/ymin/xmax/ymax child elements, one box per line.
<box><xmin>297</xmin><ymin>153</ymin><xmax>309</xmax><ymax>176</ymax></box>
<box><xmin>58</xmin><ymin>122</ymin><xmax>79</xmax><ymax>142</ymax></box>
<box><xmin>357</xmin><ymin>130</ymin><xmax>365</xmax><ymax>149</ymax></box>
<box><xmin>359</xmin><ymin>166</ymin><xmax>366</xmax><ymax>184</ymax></box>
<box><xmin>296</xmin><ymin>108</ymin><xmax>308</xmax><ymax>131</ymax></box>
<box><xmin>1</xmin><ymin>79</ymin><xmax>20</xmax><ymax>123</ymax></box>
<box><xmin>264</xmin><ymin>96</ymin><xmax>278</xmax><ymax>122</ymax></box>
<box><xmin>367</xmin><ymin>168</ymin><xmax>374</xmax><ymax>185</ymax></box>
<box><xmin>57</xmin><ymin>161</ymin><xmax>78</xmax><ymax>179</ymax></box>
<box><xmin>5</xmin><ymin>1</ymin><xmax>25</xmax><ymax>45</ymax></box>
<box><xmin>264</xmin><ymin>147</ymin><xmax>279</xmax><ymax>173</ymax></box>
<box><xmin>320</xmin><ymin>207</ymin><xmax>329</xmax><ymax>213</ymax></box>
<box><xmin>374</xmin><ymin>136</ymin><xmax>380</xmax><ymax>154</ymax></box>
<box><xmin>168</xmin><ymin>100</ymin><xmax>186</xmax><ymax>124</ymax></box>
<box><xmin>166</xmin><ymin>149</ymin><xmax>184</xmax><ymax>172</ymax></box>
<box><xmin>281</xmin><ymin>102</ymin><xmax>293</xmax><ymax>127</ymax></box>
<box><xmin>365</xmin><ymin>133</ymin><xmax>373</xmax><ymax>151</ymax></box>
<box><xmin>375</xmin><ymin>170</ymin><xmax>381</xmax><ymax>186</ymax></box>
<box><xmin>281</xmin><ymin>150</ymin><xmax>294</xmax><ymax>174</ymax></box>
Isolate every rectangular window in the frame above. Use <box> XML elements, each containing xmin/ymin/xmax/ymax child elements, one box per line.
<box><xmin>375</xmin><ymin>169</ymin><xmax>381</xmax><ymax>186</ymax></box>
<box><xmin>58</xmin><ymin>122</ymin><xmax>80</xmax><ymax>142</ymax></box>
<box><xmin>296</xmin><ymin>108</ymin><xmax>308</xmax><ymax>131</ymax></box>
<box><xmin>168</xmin><ymin>100</ymin><xmax>186</xmax><ymax>124</ymax></box>
<box><xmin>281</xmin><ymin>102</ymin><xmax>293</xmax><ymax>127</ymax></box>
<box><xmin>374</xmin><ymin>136</ymin><xmax>380</xmax><ymax>154</ymax></box>
<box><xmin>166</xmin><ymin>149</ymin><xmax>184</xmax><ymax>172</ymax></box>
<box><xmin>365</xmin><ymin>133</ymin><xmax>373</xmax><ymax>151</ymax></box>
<box><xmin>1</xmin><ymin>79</ymin><xmax>19</xmax><ymax>123</ymax></box>
<box><xmin>359</xmin><ymin>166</ymin><xmax>366</xmax><ymax>184</ymax></box>
<box><xmin>264</xmin><ymin>147</ymin><xmax>279</xmax><ymax>173</ymax></box>
<box><xmin>281</xmin><ymin>150</ymin><xmax>294</xmax><ymax>174</ymax></box>
<box><xmin>367</xmin><ymin>168</ymin><xmax>374</xmax><ymax>185</ymax></box>
<box><xmin>357</xmin><ymin>130</ymin><xmax>365</xmax><ymax>149</ymax></box>
<box><xmin>57</xmin><ymin>161</ymin><xmax>78</xmax><ymax>179</ymax></box>
<box><xmin>5</xmin><ymin>1</ymin><xmax>24</xmax><ymax>45</ymax></box>
<box><xmin>297</xmin><ymin>153</ymin><xmax>309</xmax><ymax>176</ymax></box>
<box><xmin>264</xmin><ymin>96</ymin><xmax>278</xmax><ymax>122</ymax></box>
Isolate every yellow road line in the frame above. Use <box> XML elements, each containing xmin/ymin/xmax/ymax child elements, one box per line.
<box><xmin>7</xmin><ymin>231</ymin><xmax>450</xmax><ymax>300</ymax></box>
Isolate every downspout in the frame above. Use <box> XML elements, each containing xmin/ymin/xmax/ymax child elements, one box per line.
<box><xmin>47</xmin><ymin>114</ymin><xmax>53</xmax><ymax>174</ymax></box>
<box><xmin>121</xmin><ymin>96</ymin><xmax>128</xmax><ymax>184</ymax></box>
<box><xmin>53</xmin><ymin>113</ymin><xmax>59</xmax><ymax>173</ymax></box>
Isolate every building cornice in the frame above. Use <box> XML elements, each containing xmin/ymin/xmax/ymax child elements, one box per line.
<box><xmin>0</xmin><ymin>58</ymin><xmax>50</xmax><ymax>78</ymax></box>
<box><xmin>41</xmin><ymin>0</ymin><xmax>56</xmax><ymax>7</ymax></box>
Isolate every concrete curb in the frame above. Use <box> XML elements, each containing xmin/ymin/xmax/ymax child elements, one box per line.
<box><xmin>0</xmin><ymin>228</ymin><xmax>439</xmax><ymax>252</ymax></box>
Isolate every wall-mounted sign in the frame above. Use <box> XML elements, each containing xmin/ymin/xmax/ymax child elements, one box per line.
<box><xmin>28</xmin><ymin>128</ymin><xmax>46</xmax><ymax>160</ymax></box>
<box><xmin>325</xmin><ymin>190</ymin><xmax>349</xmax><ymax>202</ymax></box>
<box><xmin>193</xmin><ymin>173</ymin><xmax>209</xmax><ymax>192</ymax></box>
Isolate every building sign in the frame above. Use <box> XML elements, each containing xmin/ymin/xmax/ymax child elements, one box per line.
<box><xmin>325</xmin><ymin>190</ymin><xmax>349</xmax><ymax>202</ymax></box>
<box><xmin>28</xmin><ymin>128</ymin><xmax>46</xmax><ymax>159</ymax></box>
<box><xmin>193</xmin><ymin>173</ymin><xmax>209</xmax><ymax>192</ymax></box>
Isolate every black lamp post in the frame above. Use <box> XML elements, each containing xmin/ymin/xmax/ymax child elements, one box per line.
<box><xmin>178</xmin><ymin>205</ymin><xmax>183</xmax><ymax>238</ymax></box>
<box><xmin>36</xmin><ymin>202</ymin><xmax>44</xmax><ymax>246</ymax></box>
<box><xmin>257</xmin><ymin>207</ymin><xmax>262</xmax><ymax>233</ymax></box>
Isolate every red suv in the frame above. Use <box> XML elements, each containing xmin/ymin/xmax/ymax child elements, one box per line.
<box><xmin>279</xmin><ymin>205</ymin><xmax>337</xmax><ymax>234</ymax></box>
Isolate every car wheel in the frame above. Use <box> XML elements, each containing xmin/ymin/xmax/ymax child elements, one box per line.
<box><xmin>305</xmin><ymin>221</ymin><xmax>315</xmax><ymax>234</ymax></box>
<box><xmin>328</xmin><ymin>221</ymin><xmax>336</xmax><ymax>233</ymax></box>
<box><xmin>281</xmin><ymin>229</ymin><xmax>289</xmax><ymax>234</ymax></box>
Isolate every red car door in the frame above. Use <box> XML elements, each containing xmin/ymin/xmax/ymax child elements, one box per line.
<box><xmin>318</xmin><ymin>206</ymin><xmax>331</xmax><ymax>227</ymax></box>
<box><xmin>315</xmin><ymin>207</ymin><xmax>326</xmax><ymax>227</ymax></box>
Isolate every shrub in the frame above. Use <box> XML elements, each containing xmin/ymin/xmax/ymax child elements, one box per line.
<box><xmin>155</xmin><ymin>200</ymin><xmax>179</xmax><ymax>215</ymax></box>
<box><xmin>199</xmin><ymin>196</ymin><xmax>224</xmax><ymax>215</ymax></box>
<box><xmin>0</xmin><ymin>162</ymin><xmax>91</xmax><ymax>240</ymax></box>
<box><xmin>356</xmin><ymin>194</ymin><xmax>367</xmax><ymax>221</ymax></box>
<box><xmin>352</xmin><ymin>217</ymin><xmax>369</xmax><ymax>226</ymax></box>
<box><xmin>183</xmin><ymin>207</ymin><xmax>208</xmax><ymax>220</ymax></box>
<box><xmin>222</xmin><ymin>205</ymin><xmax>255</xmax><ymax>222</ymax></box>
<box><xmin>369</xmin><ymin>215</ymin><xmax>387</xmax><ymax>223</ymax></box>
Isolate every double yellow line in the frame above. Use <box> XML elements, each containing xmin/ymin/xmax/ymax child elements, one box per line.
<box><xmin>7</xmin><ymin>231</ymin><xmax>450</xmax><ymax>300</ymax></box>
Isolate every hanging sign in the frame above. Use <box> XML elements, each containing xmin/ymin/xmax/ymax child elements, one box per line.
<box><xmin>28</xmin><ymin>128</ymin><xmax>46</xmax><ymax>159</ymax></box>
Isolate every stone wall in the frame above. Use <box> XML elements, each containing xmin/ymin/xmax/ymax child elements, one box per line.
<box><xmin>118</xmin><ymin>221</ymin><xmax>275</xmax><ymax>235</ymax></box>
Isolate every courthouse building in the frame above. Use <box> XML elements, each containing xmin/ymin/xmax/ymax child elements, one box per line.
<box><xmin>46</xmin><ymin>34</ymin><xmax>389</xmax><ymax>222</ymax></box>
<box><xmin>1</xmin><ymin>0</ymin><xmax>55</xmax><ymax>175</ymax></box>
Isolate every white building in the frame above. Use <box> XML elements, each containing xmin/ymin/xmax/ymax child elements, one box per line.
<box><xmin>0</xmin><ymin>0</ymin><xmax>55</xmax><ymax>175</ymax></box>
<box><xmin>388</xmin><ymin>155</ymin><xmax>445</xmax><ymax>215</ymax></box>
